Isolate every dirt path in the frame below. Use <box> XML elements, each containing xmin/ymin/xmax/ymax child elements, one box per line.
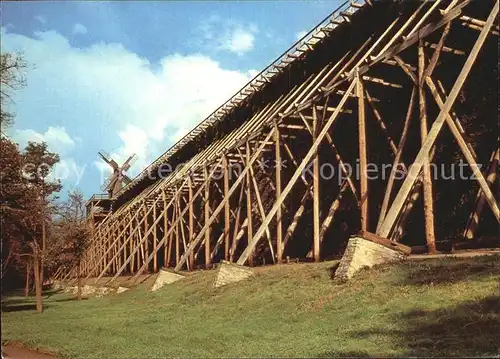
<box><xmin>2</xmin><ymin>344</ymin><xmax>57</xmax><ymax>359</ymax></box>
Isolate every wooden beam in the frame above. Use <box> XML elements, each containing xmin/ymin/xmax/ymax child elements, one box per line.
<box><xmin>357</xmin><ymin>231</ymin><xmax>411</xmax><ymax>255</ymax></box>
<box><xmin>418</xmin><ymin>39</ymin><xmax>437</xmax><ymax>253</ymax></box>
<box><xmin>188</xmin><ymin>176</ymin><xmax>195</xmax><ymax>270</ymax></box>
<box><xmin>223</xmin><ymin>155</ymin><xmax>231</xmax><ymax>260</ymax></box>
<box><xmin>312</xmin><ymin>106</ymin><xmax>321</xmax><ymax>262</ymax></box>
<box><xmin>357</xmin><ymin>69</ymin><xmax>368</xmax><ymax>231</ymax></box>
<box><xmin>464</xmin><ymin>148</ymin><xmax>499</xmax><ymax>239</ymax></box>
<box><xmin>376</xmin><ymin>87</ymin><xmax>417</xmax><ymax>232</ymax></box>
<box><xmin>204</xmin><ymin>165</ymin><xmax>211</xmax><ymax>268</ymax></box>
<box><xmin>274</xmin><ymin>124</ymin><xmax>283</xmax><ymax>264</ymax></box>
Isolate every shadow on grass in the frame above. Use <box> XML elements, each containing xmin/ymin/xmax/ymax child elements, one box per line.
<box><xmin>1</xmin><ymin>301</ymin><xmax>52</xmax><ymax>312</ymax></box>
<box><xmin>403</xmin><ymin>256</ymin><xmax>500</xmax><ymax>286</ymax></box>
<box><xmin>318</xmin><ymin>295</ymin><xmax>500</xmax><ymax>357</ymax></box>
<box><xmin>53</xmin><ymin>297</ymin><xmax>88</xmax><ymax>303</ymax></box>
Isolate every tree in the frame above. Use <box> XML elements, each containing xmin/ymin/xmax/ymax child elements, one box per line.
<box><xmin>21</xmin><ymin>141</ymin><xmax>61</xmax><ymax>312</ymax></box>
<box><xmin>1</xmin><ymin>51</ymin><xmax>26</xmax><ymax>129</ymax></box>
<box><xmin>54</xmin><ymin>190</ymin><xmax>90</xmax><ymax>300</ymax></box>
<box><xmin>0</xmin><ymin>137</ymin><xmax>29</xmax><ymax>282</ymax></box>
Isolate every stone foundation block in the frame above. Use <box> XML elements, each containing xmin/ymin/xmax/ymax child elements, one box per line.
<box><xmin>214</xmin><ymin>260</ymin><xmax>254</xmax><ymax>288</ymax></box>
<box><xmin>150</xmin><ymin>268</ymin><xmax>185</xmax><ymax>292</ymax></box>
<box><xmin>116</xmin><ymin>286</ymin><xmax>130</xmax><ymax>294</ymax></box>
<box><xmin>334</xmin><ymin>236</ymin><xmax>407</xmax><ymax>281</ymax></box>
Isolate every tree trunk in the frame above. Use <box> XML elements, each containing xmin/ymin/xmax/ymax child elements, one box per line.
<box><xmin>41</xmin><ymin>216</ymin><xmax>46</xmax><ymax>286</ymax></box>
<box><xmin>24</xmin><ymin>260</ymin><xmax>31</xmax><ymax>297</ymax></box>
<box><xmin>77</xmin><ymin>261</ymin><xmax>82</xmax><ymax>300</ymax></box>
<box><xmin>33</xmin><ymin>248</ymin><xmax>43</xmax><ymax>313</ymax></box>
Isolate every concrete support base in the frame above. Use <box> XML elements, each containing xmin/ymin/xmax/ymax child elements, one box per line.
<box><xmin>150</xmin><ymin>268</ymin><xmax>185</xmax><ymax>292</ymax></box>
<box><xmin>334</xmin><ymin>236</ymin><xmax>407</xmax><ymax>282</ymax></box>
<box><xmin>214</xmin><ymin>260</ymin><xmax>254</xmax><ymax>288</ymax></box>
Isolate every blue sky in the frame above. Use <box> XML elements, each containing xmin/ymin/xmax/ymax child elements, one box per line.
<box><xmin>1</xmin><ymin>0</ymin><xmax>341</xmax><ymax>198</ymax></box>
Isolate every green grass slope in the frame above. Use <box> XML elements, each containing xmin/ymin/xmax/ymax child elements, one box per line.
<box><xmin>2</xmin><ymin>256</ymin><xmax>499</xmax><ymax>358</ymax></box>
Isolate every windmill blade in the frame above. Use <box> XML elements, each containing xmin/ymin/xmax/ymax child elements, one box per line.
<box><xmin>98</xmin><ymin>150</ymin><xmax>119</xmax><ymax>170</ymax></box>
<box><xmin>121</xmin><ymin>153</ymin><xmax>137</xmax><ymax>172</ymax></box>
<box><xmin>100</xmin><ymin>176</ymin><xmax>112</xmax><ymax>192</ymax></box>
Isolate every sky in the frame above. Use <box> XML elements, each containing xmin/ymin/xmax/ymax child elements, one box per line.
<box><xmin>1</xmin><ymin>0</ymin><xmax>341</xmax><ymax>199</ymax></box>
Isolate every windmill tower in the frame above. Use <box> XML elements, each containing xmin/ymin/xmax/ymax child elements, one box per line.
<box><xmin>98</xmin><ymin>151</ymin><xmax>137</xmax><ymax>198</ymax></box>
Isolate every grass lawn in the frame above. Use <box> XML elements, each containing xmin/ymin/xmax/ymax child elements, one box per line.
<box><xmin>2</xmin><ymin>256</ymin><xmax>500</xmax><ymax>358</ymax></box>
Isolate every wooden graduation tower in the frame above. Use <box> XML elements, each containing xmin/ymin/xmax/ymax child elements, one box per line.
<box><xmin>65</xmin><ymin>0</ymin><xmax>499</xmax><ymax>284</ymax></box>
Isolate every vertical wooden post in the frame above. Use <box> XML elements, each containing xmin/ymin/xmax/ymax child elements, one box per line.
<box><xmin>246</xmin><ymin>142</ymin><xmax>254</xmax><ymax>266</ymax></box>
<box><xmin>129</xmin><ymin>220</ymin><xmax>134</xmax><ymax>273</ymax></box>
<box><xmin>162</xmin><ymin>190</ymin><xmax>169</xmax><ymax>267</ymax></box>
<box><xmin>175</xmin><ymin>194</ymin><xmax>180</xmax><ymax>266</ymax></box>
<box><xmin>419</xmin><ymin>39</ymin><xmax>437</xmax><ymax>253</ymax></box>
<box><xmin>274</xmin><ymin>125</ymin><xmax>283</xmax><ymax>264</ymax></box>
<box><xmin>144</xmin><ymin>206</ymin><xmax>149</xmax><ymax>271</ymax></box>
<box><xmin>312</xmin><ymin>107</ymin><xmax>321</xmax><ymax>262</ymax></box>
<box><xmin>223</xmin><ymin>155</ymin><xmax>231</xmax><ymax>260</ymax></box>
<box><xmin>188</xmin><ymin>176</ymin><xmax>195</xmax><ymax>270</ymax></box>
<box><xmin>204</xmin><ymin>165</ymin><xmax>211</xmax><ymax>268</ymax></box>
<box><xmin>357</xmin><ymin>69</ymin><xmax>369</xmax><ymax>231</ymax></box>
<box><xmin>153</xmin><ymin>203</ymin><xmax>158</xmax><ymax>272</ymax></box>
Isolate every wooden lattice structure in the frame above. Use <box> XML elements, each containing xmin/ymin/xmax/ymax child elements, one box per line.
<box><xmin>61</xmin><ymin>0</ymin><xmax>499</xmax><ymax>284</ymax></box>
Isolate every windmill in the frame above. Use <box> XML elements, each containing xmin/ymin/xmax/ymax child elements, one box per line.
<box><xmin>98</xmin><ymin>151</ymin><xmax>137</xmax><ymax>198</ymax></box>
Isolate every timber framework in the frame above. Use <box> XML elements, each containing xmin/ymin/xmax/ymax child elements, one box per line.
<box><xmin>60</xmin><ymin>0</ymin><xmax>499</xmax><ymax>284</ymax></box>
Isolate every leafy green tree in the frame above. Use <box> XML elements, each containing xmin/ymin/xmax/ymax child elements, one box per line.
<box><xmin>21</xmin><ymin>141</ymin><xmax>61</xmax><ymax>312</ymax></box>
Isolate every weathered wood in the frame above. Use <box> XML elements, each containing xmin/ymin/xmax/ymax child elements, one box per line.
<box><xmin>357</xmin><ymin>70</ymin><xmax>369</xmax><ymax>231</ymax></box>
<box><xmin>312</xmin><ymin>106</ymin><xmax>321</xmax><ymax>262</ymax></box>
<box><xmin>188</xmin><ymin>176</ymin><xmax>195</xmax><ymax>270</ymax></box>
<box><xmin>357</xmin><ymin>231</ymin><xmax>411</xmax><ymax>255</ymax></box>
<box><xmin>464</xmin><ymin>148</ymin><xmax>499</xmax><ymax>239</ymax></box>
<box><xmin>274</xmin><ymin>125</ymin><xmax>283</xmax><ymax>263</ymax></box>
<box><xmin>223</xmin><ymin>155</ymin><xmax>231</xmax><ymax>260</ymax></box>
<box><xmin>418</xmin><ymin>39</ymin><xmax>437</xmax><ymax>253</ymax></box>
<box><xmin>204</xmin><ymin>165</ymin><xmax>211</xmax><ymax>268</ymax></box>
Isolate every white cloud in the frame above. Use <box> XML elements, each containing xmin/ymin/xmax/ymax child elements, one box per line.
<box><xmin>1</xmin><ymin>27</ymin><xmax>257</xmax><ymax>184</ymax></box>
<box><xmin>222</xmin><ymin>28</ymin><xmax>255</xmax><ymax>55</ymax></box>
<box><xmin>200</xmin><ymin>18</ymin><xmax>258</xmax><ymax>55</ymax></box>
<box><xmin>13</xmin><ymin>126</ymin><xmax>86</xmax><ymax>187</ymax></box>
<box><xmin>15</xmin><ymin>126</ymin><xmax>75</xmax><ymax>154</ymax></box>
<box><xmin>35</xmin><ymin>15</ymin><xmax>47</xmax><ymax>25</ymax></box>
<box><xmin>72</xmin><ymin>23</ymin><xmax>87</xmax><ymax>35</ymax></box>
<box><xmin>296</xmin><ymin>30</ymin><xmax>307</xmax><ymax>40</ymax></box>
